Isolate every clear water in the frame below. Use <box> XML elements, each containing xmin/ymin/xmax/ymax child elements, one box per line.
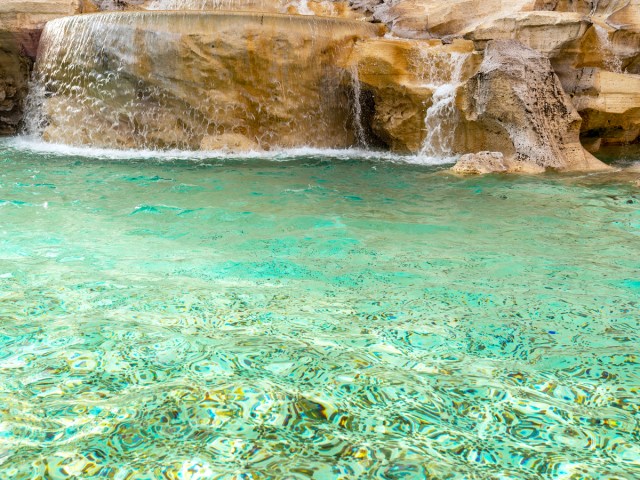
<box><xmin>0</xmin><ymin>140</ymin><xmax>639</xmax><ymax>479</ymax></box>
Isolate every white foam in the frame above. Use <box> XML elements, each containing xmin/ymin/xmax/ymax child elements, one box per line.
<box><xmin>2</xmin><ymin>137</ymin><xmax>456</xmax><ymax>166</ymax></box>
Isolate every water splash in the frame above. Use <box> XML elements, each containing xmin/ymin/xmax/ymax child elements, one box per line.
<box><xmin>414</xmin><ymin>51</ymin><xmax>469</xmax><ymax>158</ymax></box>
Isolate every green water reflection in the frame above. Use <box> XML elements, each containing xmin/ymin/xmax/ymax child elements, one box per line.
<box><xmin>0</xmin><ymin>142</ymin><xmax>639</xmax><ymax>478</ymax></box>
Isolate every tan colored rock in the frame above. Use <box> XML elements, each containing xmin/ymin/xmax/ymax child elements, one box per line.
<box><xmin>569</xmin><ymin>68</ymin><xmax>640</xmax><ymax>144</ymax></box>
<box><xmin>452</xmin><ymin>151</ymin><xmax>548</xmax><ymax>174</ymax></box>
<box><xmin>452</xmin><ymin>151</ymin><xmax>507</xmax><ymax>174</ymax></box>
<box><xmin>31</xmin><ymin>11</ymin><xmax>384</xmax><ymax>150</ymax></box>
<box><xmin>357</xmin><ymin>0</ymin><xmax>537</xmax><ymax>39</ymax></box>
<box><xmin>465</xmin><ymin>11</ymin><xmax>590</xmax><ymax>52</ymax></box>
<box><xmin>458</xmin><ymin>40</ymin><xmax>608</xmax><ymax>172</ymax></box>
<box><xmin>0</xmin><ymin>1</ymin><xmax>84</xmax><ymax>135</ymax></box>
<box><xmin>349</xmin><ymin>38</ymin><xmax>480</xmax><ymax>152</ymax></box>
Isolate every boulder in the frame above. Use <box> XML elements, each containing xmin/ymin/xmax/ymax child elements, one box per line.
<box><xmin>451</xmin><ymin>151</ymin><xmax>546</xmax><ymax>174</ymax></box>
<box><xmin>458</xmin><ymin>40</ymin><xmax>608</xmax><ymax>171</ymax></box>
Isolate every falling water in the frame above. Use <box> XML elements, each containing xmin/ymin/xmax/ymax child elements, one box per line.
<box><xmin>594</xmin><ymin>24</ymin><xmax>623</xmax><ymax>73</ymax></box>
<box><xmin>23</xmin><ymin>11</ymin><xmax>381</xmax><ymax>150</ymax></box>
<box><xmin>349</xmin><ymin>65</ymin><xmax>368</xmax><ymax>148</ymax></box>
<box><xmin>413</xmin><ymin>51</ymin><xmax>469</xmax><ymax>158</ymax></box>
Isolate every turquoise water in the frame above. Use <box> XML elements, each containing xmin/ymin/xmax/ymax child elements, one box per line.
<box><xmin>0</xmin><ymin>140</ymin><xmax>639</xmax><ymax>479</ymax></box>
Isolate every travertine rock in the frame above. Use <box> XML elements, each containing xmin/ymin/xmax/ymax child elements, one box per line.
<box><xmin>458</xmin><ymin>40</ymin><xmax>608</xmax><ymax>171</ymax></box>
<box><xmin>452</xmin><ymin>151</ymin><xmax>508</xmax><ymax>174</ymax></box>
<box><xmin>355</xmin><ymin>0</ymin><xmax>538</xmax><ymax>38</ymax></box>
<box><xmin>349</xmin><ymin>38</ymin><xmax>480</xmax><ymax>152</ymax></box>
<box><xmin>32</xmin><ymin>12</ymin><xmax>384</xmax><ymax>150</ymax></box>
<box><xmin>0</xmin><ymin>0</ymin><xmax>83</xmax><ymax>134</ymax></box>
<box><xmin>569</xmin><ymin>68</ymin><xmax>640</xmax><ymax>144</ymax></box>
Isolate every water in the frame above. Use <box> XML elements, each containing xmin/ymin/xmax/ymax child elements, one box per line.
<box><xmin>1</xmin><ymin>139</ymin><xmax>639</xmax><ymax>478</ymax></box>
<box><xmin>414</xmin><ymin>51</ymin><xmax>470</xmax><ymax>159</ymax></box>
<box><xmin>25</xmin><ymin>11</ymin><xmax>380</xmax><ymax>151</ymax></box>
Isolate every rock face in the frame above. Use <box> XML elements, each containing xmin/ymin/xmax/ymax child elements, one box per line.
<box><xmin>2</xmin><ymin>0</ymin><xmax>638</xmax><ymax>172</ymax></box>
<box><xmin>29</xmin><ymin>12</ymin><xmax>383</xmax><ymax>150</ymax></box>
<box><xmin>458</xmin><ymin>40</ymin><xmax>607</xmax><ymax>171</ymax></box>
<box><xmin>0</xmin><ymin>0</ymin><xmax>83</xmax><ymax>134</ymax></box>
<box><xmin>349</xmin><ymin>38</ymin><xmax>481</xmax><ymax>152</ymax></box>
<box><xmin>570</xmin><ymin>68</ymin><xmax>640</xmax><ymax>144</ymax></box>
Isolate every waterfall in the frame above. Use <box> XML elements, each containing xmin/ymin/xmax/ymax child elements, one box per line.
<box><xmin>414</xmin><ymin>51</ymin><xmax>469</xmax><ymax>158</ymax></box>
<box><xmin>594</xmin><ymin>25</ymin><xmax>623</xmax><ymax>73</ymax></box>
<box><xmin>23</xmin><ymin>11</ymin><xmax>381</xmax><ymax>150</ymax></box>
<box><xmin>350</xmin><ymin>65</ymin><xmax>368</xmax><ymax>148</ymax></box>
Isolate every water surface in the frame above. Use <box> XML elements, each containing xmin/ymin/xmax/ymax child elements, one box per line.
<box><xmin>0</xmin><ymin>141</ymin><xmax>639</xmax><ymax>479</ymax></box>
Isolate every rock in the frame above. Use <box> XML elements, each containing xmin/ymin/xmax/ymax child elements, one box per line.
<box><xmin>458</xmin><ymin>40</ymin><xmax>608</xmax><ymax>172</ymax></box>
<box><xmin>451</xmin><ymin>151</ymin><xmax>547</xmax><ymax>174</ymax></box>
<box><xmin>31</xmin><ymin>11</ymin><xmax>384</xmax><ymax>150</ymax></box>
<box><xmin>451</xmin><ymin>151</ymin><xmax>508</xmax><ymax>174</ymax></box>
<box><xmin>355</xmin><ymin>0</ymin><xmax>538</xmax><ymax>39</ymax></box>
<box><xmin>465</xmin><ymin>11</ymin><xmax>590</xmax><ymax>52</ymax></box>
<box><xmin>0</xmin><ymin>0</ymin><xmax>84</xmax><ymax>135</ymax></box>
<box><xmin>349</xmin><ymin>38</ymin><xmax>480</xmax><ymax>152</ymax></box>
<box><xmin>569</xmin><ymin>68</ymin><xmax>640</xmax><ymax>144</ymax></box>
<box><xmin>582</xmin><ymin>136</ymin><xmax>602</xmax><ymax>152</ymax></box>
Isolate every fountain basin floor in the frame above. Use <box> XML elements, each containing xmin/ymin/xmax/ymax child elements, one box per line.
<box><xmin>0</xmin><ymin>140</ymin><xmax>639</xmax><ymax>479</ymax></box>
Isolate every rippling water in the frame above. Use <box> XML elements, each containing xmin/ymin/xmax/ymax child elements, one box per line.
<box><xmin>0</xmin><ymin>140</ymin><xmax>639</xmax><ymax>479</ymax></box>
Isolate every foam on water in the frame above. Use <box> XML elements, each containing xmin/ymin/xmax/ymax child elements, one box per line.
<box><xmin>5</xmin><ymin>137</ymin><xmax>455</xmax><ymax>165</ymax></box>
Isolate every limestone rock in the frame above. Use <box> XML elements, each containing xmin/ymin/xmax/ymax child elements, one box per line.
<box><xmin>452</xmin><ymin>151</ymin><xmax>547</xmax><ymax>174</ymax></box>
<box><xmin>0</xmin><ymin>0</ymin><xmax>84</xmax><ymax>135</ymax></box>
<box><xmin>31</xmin><ymin>11</ymin><xmax>384</xmax><ymax>150</ymax></box>
<box><xmin>355</xmin><ymin>0</ymin><xmax>538</xmax><ymax>39</ymax></box>
<box><xmin>452</xmin><ymin>151</ymin><xmax>508</xmax><ymax>174</ymax></box>
<box><xmin>349</xmin><ymin>38</ymin><xmax>480</xmax><ymax>152</ymax></box>
<box><xmin>459</xmin><ymin>40</ymin><xmax>608</xmax><ymax>172</ymax></box>
<box><xmin>569</xmin><ymin>68</ymin><xmax>640</xmax><ymax>144</ymax></box>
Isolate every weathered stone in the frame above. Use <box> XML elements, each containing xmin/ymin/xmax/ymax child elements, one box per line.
<box><xmin>349</xmin><ymin>38</ymin><xmax>480</xmax><ymax>152</ymax></box>
<box><xmin>452</xmin><ymin>151</ymin><xmax>507</xmax><ymax>174</ymax></box>
<box><xmin>569</xmin><ymin>68</ymin><xmax>640</xmax><ymax>144</ymax></box>
<box><xmin>458</xmin><ymin>40</ymin><xmax>608</xmax><ymax>172</ymax></box>
<box><xmin>31</xmin><ymin>11</ymin><xmax>384</xmax><ymax>150</ymax></box>
<box><xmin>0</xmin><ymin>0</ymin><xmax>84</xmax><ymax>135</ymax></box>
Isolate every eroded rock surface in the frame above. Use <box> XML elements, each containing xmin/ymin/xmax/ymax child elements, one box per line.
<box><xmin>459</xmin><ymin>40</ymin><xmax>608</xmax><ymax>171</ymax></box>
<box><xmin>31</xmin><ymin>12</ymin><xmax>383</xmax><ymax>150</ymax></box>
<box><xmin>0</xmin><ymin>0</ymin><xmax>84</xmax><ymax>134</ymax></box>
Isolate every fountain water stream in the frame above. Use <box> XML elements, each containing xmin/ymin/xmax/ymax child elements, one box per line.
<box><xmin>24</xmin><ymin>11</ymin><xmax>382</xmax><ymax>150</ymax></box>
<box><xmin>414</xmin><ymin>51</ymin><xmax>469</xmax><ymax>158</ymax></box>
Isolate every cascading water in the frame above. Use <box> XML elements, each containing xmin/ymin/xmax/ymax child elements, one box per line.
<box><xmin>413</xmin><ymin>50</ymin><xmax>469</xmax><ymax>158</ymax></box>
<box><xmin>24</xmin><ymin>11</ymin><xmax>382</xmax><ymax>151</ymax></box>
<box><xmin>349</xmin><ymin>65</ymin><xmax>368</xmax><ymax>148</ymax></box>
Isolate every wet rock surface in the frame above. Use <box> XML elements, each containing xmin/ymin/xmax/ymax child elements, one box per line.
<box><xmin>1</xmin><ymin>0</ymin><xmax>638</xmax><ymax>171</ymax></box>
